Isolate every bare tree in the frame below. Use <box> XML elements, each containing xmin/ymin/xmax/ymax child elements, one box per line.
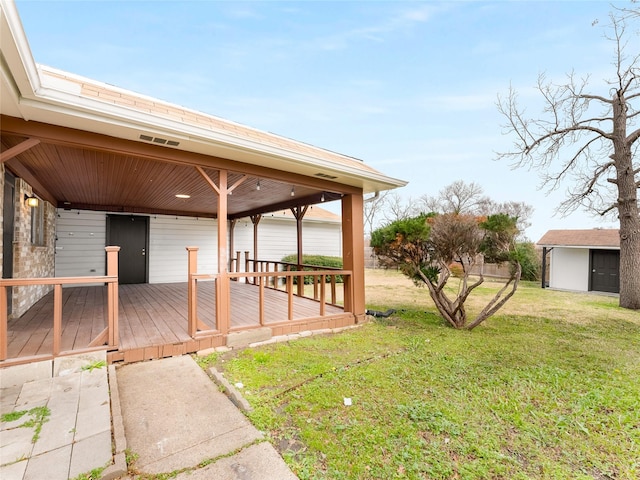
<box><xmin>382</xmin><ymin>192</ymin><xmax>417</xmax><ymax>223</ymax></box>
<box><xmin>478</xmin><ymin>200</ymin><xmax>534</xmax><ymax>240</ymax></box>
<box><xmin>422</xmin><ymin>180</ymin><xmax>490</xmax><ymax>215</ymax></box>
<box><xmin>363</xmin><ymin>191</ymin><xmax>388</xmax><ymax>237</ymax></box>
<box><xmin>497</xmin><ymin>12</ymin><xmax>640</xmax><ymax>309</ymax></box>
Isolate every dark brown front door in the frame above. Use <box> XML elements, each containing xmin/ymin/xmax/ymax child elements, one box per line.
<box><xmin>590</xmin><ymin>249</ymin><xmax>620</xmax><ymax>293</ymax></box>
<box><xmin>107</xmin><ymin>215</ymin><xmax>149</xmax><ymax>284</ymax></box>
<box><xmin>3</xmin><ymin>172</ymin><xmax>15</xmax><ymax>314</ymax></box>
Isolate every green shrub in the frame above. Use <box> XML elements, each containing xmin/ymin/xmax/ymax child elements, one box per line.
<box><xmin>511</xmin><ymin>241</ymin><xmax>541</xmax><ymax>281</ymax></box>
<box><xmin>280</xmin><ymin>254</ymin><xmax>343</xmax><ymax>284</ymax></box>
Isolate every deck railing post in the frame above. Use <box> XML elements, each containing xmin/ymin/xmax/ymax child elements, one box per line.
<box><xmin>287</xmin><ymin>274</ymin><xmax>294</xmax><ymax>320</ymax></box>
<box><xmin>105</xmin><ymin>246</ymin><xmax>120</xmax><ymax>347</ymax></box>
<box><xmin>186</xmin><ymin>247</ymin><xmax>199</xmax><ymax>337</ymax></box>
<box><xmin>259</xmin><ymin>276</ymin><xmax>265</xmax><ymax>325</ymax></box>
<box><xmin>319</xmin><ymin>275</ymin><xmax>326</xmax><ymax>316</ymax></box>
<box><xmin>53</xmin><ymin>284</ymin><xmax>63</xmax><ymax>355</ymax></box>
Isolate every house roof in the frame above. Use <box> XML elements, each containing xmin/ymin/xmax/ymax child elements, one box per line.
<box><xmin>537</xmin><ymin>229</ymin><xmax>620</xmax><ymax>248</ymax></box>
<box><xmin>0</xmin><ymin>1</ymin><xmax>406</xmax><ymax>207</ymax></box>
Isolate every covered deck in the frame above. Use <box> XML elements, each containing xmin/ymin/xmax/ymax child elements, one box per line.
<box><xmin>3</xmin><ymin>280</ymin><xmax>348</xmax><ymax>366</ymax></box>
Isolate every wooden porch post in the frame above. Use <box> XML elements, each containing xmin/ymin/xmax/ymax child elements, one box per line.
<box><xmin>229</xmin><ymin>219</ymin><xmax>237</xmax><ymax>271</ymax></box>
<box><xmin>217</xmin><ymin>170</ymin><xmax>230</xmax><ymax>334</ymax></box>
<box><xmin>342</xmin><ymin>193</ymin><xmax>366</xmax><ymax>322</ymax></box>
<box><xmin>105</xmin><ymin>246</ymin><xmax>120</xmax><ymax>347</ymax></box>
<box><xmin>291</xmin><ymin>205</ymin><xmax>308</xmax><ymax>296</ymax></box>
<box><xmin>186</xmin><ymin>246</ymin><xmax>199</xmax><ymax>337</ymax></box>
<box><xmin>195</xmin><ymin>166</ymin><xmax>235</xmax><ymax>335</ymax></box>
<box><xmin>250</xmin><ymin>214</ymin><xmax>262</xmax><ymax>262</ymax></box>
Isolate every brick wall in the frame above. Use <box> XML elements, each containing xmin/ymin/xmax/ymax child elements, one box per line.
<box><xmin>7</xmin><ymin>178</ymin><xmax>56</xmax><ymax>317</ymax></box>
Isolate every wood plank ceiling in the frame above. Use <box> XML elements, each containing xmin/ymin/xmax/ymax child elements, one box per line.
<box><xmin>1</xmin><ymin>133</ymin><xmax>342</xmax><ymax>219</ymax></box>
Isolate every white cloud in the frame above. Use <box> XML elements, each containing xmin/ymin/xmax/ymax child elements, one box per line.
<box><xmin>309</xmin><ymin>3</ymin><xmax>442</xmax><ymax>52</ymax></box>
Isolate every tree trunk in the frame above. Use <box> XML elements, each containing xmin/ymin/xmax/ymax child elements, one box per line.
<box><xmin>613</xmin><ymin>92</ymin><xmax>640</xmax><ymax>309</ymax></box>
<box><xmin>619</xmin><ymin>224</ymin><xmax>640</xmax><ymax>309</ymax></box>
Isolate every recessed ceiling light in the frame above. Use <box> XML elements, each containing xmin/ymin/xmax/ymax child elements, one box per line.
<box><xmin>175</xmin><ymin>194</ymin><xmax>191</xmax><ymax>199</ymax></box>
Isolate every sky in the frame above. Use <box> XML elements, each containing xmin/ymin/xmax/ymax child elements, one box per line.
<box><xmin>13</xmin><ymin>0</ymin><xmax>632</xmax><ymax>241</ymax></box>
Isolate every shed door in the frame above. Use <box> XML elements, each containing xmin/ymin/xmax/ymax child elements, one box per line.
<box><xmin>107</xmin><ymin>215</ymin><xmax>149</xmax><ymax>284</ymax></box>
<box><xmin>590</xmin><ymin>249</ymin><xmax>619</xmax><ymax>293</ymax></box>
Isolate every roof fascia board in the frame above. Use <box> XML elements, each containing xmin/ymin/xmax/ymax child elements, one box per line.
<box><xmin>0</xmin><ymin>0</ymin><xmax>41</xmax><ymax>99</ymax></box>
<box><xmin>18</xmin><ymin>88</ymin><xmax>406</xmax><ymax>191</ymax></box>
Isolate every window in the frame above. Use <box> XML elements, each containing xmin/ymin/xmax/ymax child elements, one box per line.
<box><xmin>31</xmin><ymin>199</ymin><xmax>44</xmax><ymax>246</ymax></box>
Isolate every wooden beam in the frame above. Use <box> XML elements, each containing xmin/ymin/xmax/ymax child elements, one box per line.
<box><xmin>88</xmin><ymin>328</ymin><xmax>109</xmax><ymax>347</ymax></box>
<box><xmin>0</xmin><ymin>138</ymin><xmax>40</xmax><ymax>163</ymax></box>
<box><xmin>195</xmin><ymin>166</ymin><xmax>220</xmax><ymax>195</ymax></box>
<box><xmin>1</xmin><ymin>115</ymin><xmax>360</xmax><ymax>194</ymax></box>
<box><xmin>4</xmin><ymin>158</ymin><xmax>57</xmax><ymax>205</ymax></box>
<box><xmin>230</xmin><ymin>193</ymin><xmax>332</xmax><ymax>220</ymax></box>
<box><xmin>228</xmin><ymin>175</ymin><xmax>247</xmax><ymax>194</ymax></box>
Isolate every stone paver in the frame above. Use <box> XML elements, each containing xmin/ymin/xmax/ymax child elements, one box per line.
<box><xmin>24</xmin><ymin>445</ymin><xmax>71</xmax><ymax>480</ymax></box>
<box><xmin>0</xmin><ymin>361</ymin><xmax>52</xmax><ymax>390</ymax></box>
<box><xmin>0</xmin><ymin>386</ymin><xmax>22</xmax><ymax>416</ymax></box>
<box><xmin>0</xmin><ymin>352</ymin><xmax>113</xmax><ymax>480</ymax></box>
<box><xmin>0</xmin><ymin>459</ymin><xmax>27</xmax><ymax>480</ymax></box>
<box><xmin>69</xmin><ymin>430</ymin><xmax>112</xmax><ymax>479</ymax></box>
<box><xmin>0</xmin><ymin>427</ymin><xmax>33</xmax><ymax>466</ymax></box>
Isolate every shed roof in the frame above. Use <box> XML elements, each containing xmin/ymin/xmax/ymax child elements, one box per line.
<box><xmin>537</xmin><ymin>229</ymin><xmax>620</xmax><ymax>248</ymax></box>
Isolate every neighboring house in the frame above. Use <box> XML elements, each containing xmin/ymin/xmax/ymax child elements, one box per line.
<box><xmin>537</xmin><ymin>229</ymin><xmax>620</xmax><ymax>294</ymax></box>
<box><xmin>0</xmin><ymin>2</ymin><xmax>406</xmax><ymax>365</ymax></box>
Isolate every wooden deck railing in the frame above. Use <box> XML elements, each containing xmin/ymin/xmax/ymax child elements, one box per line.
<box><xmin>232</xmin><ymin>252</ymin><xmax>343</xmax><ymax>298</ymax></box>
<box><xmin>0</xmin><ymin>247</ymin><xmax>120</xmax><ymax>364</ymax></box>
<box><xmin>188</xmin><ymin>247</ymin><xmax>351</xmax><ymax>337</ymax></box>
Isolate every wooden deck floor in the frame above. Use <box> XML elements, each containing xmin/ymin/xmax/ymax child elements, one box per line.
<box><xmin>4</xmin><ymin>281</ymin><xmax>344</xmax><ymax>363</ymax></box>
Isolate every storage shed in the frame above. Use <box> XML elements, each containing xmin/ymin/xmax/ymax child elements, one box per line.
<box><xmin>538</xmin><ymin>229</ymin><xmax>620</xmax><ymax>294</ymax></box>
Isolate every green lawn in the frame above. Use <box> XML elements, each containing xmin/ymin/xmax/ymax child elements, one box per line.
<box><xmin>198</xmin><ymin>270</ymin><xmax>640</xmax><ymax>479</ymax></box>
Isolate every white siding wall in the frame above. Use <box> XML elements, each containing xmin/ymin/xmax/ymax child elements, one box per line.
<box><xmin>232</xmin><ymin>216</ymin><xmax>342</xmax><ymax>263</ymax></box>
<box><xmin>549</xmin><ymin>247</ymin><xmax>590</xmax><ymax>291</ymax></box>
<box><xmin>55</xmin><ymin>210</ymin><xmax>107</xmax><ymax>277</ymax></box>
<box><xmin>56</xmin><ymin>210</ymin><xmax>218</xmax><ymax>283</ymax></box>
<box><xmin>149</xmin><ymin>215</ymin><xmax>217</xmax><ymax>282</ymax></box>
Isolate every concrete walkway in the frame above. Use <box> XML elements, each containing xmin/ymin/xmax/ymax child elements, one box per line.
<box><xmin>1</xmin><ymin>353</ymin><xmax>297</xmax><ymax>479</ymax></box>
<box><xmin>0</xmin><ymin>353</ymin><xmax>113</xmax><ymax>480</ymax></box>
<box><xmin>116</xmin><ymin>355</ymin><xmax>298</xmax><ymax>479</ymax></box>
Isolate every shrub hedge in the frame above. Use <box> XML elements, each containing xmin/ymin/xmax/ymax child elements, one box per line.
<box><xmin>280</xmin><ymin>254</ymin><xmax>344</xmax><ymax>284</ymax></box>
